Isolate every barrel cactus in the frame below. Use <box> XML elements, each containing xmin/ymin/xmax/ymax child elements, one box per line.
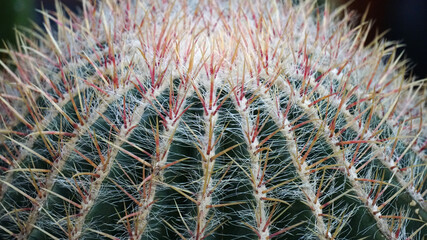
<box><xmin>0</xmin><ymin>0</ymin><xmax>425</xmax><ymax>239</ymax></box>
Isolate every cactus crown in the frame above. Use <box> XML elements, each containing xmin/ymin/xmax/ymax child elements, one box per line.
<box><xmin>0</xmin><ymin>0</ymin><xmax>426</xmax><ymax>239</ymax></box>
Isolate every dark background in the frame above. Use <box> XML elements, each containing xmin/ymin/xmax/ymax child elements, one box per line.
<box><xmin>1</xmin><ymin>0</ymin><xmax>426</xmax><ymax>79</ymax></box>
<box><xmin>339</xmin><ymin>0</ymin><xmax>427</xmax><ymax>80</ymax></box>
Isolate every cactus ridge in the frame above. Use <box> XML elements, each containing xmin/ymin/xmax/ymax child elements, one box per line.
<box><xmin>0</xmin><ymin>0</ymin><xmax>426</xmax><ymax>239</ymax></box>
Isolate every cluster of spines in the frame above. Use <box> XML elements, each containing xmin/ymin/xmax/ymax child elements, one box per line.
<box><xmin>0</xmin><ymin>0</ymin><xmax>426</xmax><ymax>239</ymax></box>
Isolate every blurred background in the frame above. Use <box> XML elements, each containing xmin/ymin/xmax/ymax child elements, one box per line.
<box><xmin>333</xmin><ymin>0</ymin><xmax>427</xmax><ymax>79</ymax></box>
<box><xmin>1</xmin><ymin>0</ymin><xmax>426</xmax><ymax>79</ymax></box>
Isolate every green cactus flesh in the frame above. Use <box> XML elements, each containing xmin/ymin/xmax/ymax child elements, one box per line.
<box><xmin>0</xmin><ymin>0</ymin><xmax>426</xmax><ymax>239</ymax></box>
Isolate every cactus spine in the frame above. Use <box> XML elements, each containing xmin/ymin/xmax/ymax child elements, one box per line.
<box><xmin>0</xmin><ymin>0</ymin><xmax>426</xmax><ymax>239</ymax></box>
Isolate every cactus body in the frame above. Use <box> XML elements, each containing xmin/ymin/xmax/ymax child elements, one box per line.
<box><xmin>0</xmin><ymin>1</ymin><xmax>426</xmax><ymax>239</ymax></box>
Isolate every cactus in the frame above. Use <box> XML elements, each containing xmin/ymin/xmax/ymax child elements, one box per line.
<box><xmin>0</xmin><ymin>0</ymin><xmax>426</xmax><ymax>239</ymax></box>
